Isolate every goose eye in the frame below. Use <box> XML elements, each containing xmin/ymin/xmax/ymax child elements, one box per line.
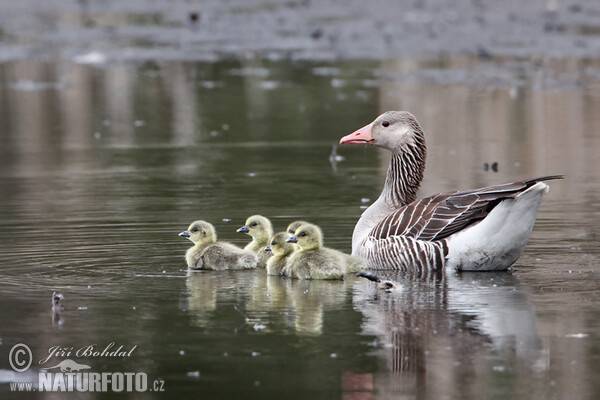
<box><xmin>250</xmin><ymin>222</ymin><xmax>258</xmax><ymax>227</ymax></box>
<box><xmin>299</xmin><ymin>232</ymin><xmax>307</xmax><ymax>237</ymax></box>
<box><xmin>191</xmin><ymin>228</ymin><xmax>198</xmax><ymax>232</ymax></box>
<box><xmin>382</xmin><ymin>121</ymin><xmax>390</xmax><ymax>127</ymax></box>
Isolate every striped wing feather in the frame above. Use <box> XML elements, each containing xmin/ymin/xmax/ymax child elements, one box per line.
<box><xmin>369</xmin><ymin>175</ymin><xmax>563</xmax><ymax>242</ymax></box>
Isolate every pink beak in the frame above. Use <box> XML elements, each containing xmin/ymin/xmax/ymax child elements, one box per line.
<box><xmin>339</xmin><ymin>122</ymin><xmax>374</xmax><ymax>145</ymax></box>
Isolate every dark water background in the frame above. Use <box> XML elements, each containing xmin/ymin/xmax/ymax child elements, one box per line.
<box><xmin>0</xmin><ymin>54</ymin><xmax>599</xmax><ymax>399</ymax></box>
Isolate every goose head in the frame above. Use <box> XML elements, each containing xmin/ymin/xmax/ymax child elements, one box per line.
<box><xmin>339</xmin><ymin>111</ymin><xmax>426</xmax><ymax>155</ymax></box>
<box><xmin>265</xmin><ymin>232</ymin><xmax>297</xmax><ymax>256</ymax></box>
<box><xmin>286</xmin><ymin>220</ymin><xmax>310</xmax><ymax>236</ymax></box>
<box><xmin>179</xmin><ymin>220</ymin><xmax>217</xmax><ymax>246</ymax></box>
<box><xmin>237</xmin><ymin>215</ymin><xmax>273</xmax><ymax>243</ymax></box>
<box><xmin>286</xmin><ymin>223</ymin><xmax>323</xmax><ymax>251</ymax></box>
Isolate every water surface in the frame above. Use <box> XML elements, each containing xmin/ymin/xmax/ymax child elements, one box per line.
<box><xmin>0</xmin><ymin>57</ymin><xmax>599</xmax><ymax>399</ymax></box>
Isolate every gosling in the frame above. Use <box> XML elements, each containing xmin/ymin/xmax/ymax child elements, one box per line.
<box><xmin>288</xmin><ymin>221</ymin><xmax>365</xmax><ymax>273</ymax></box>
<box><xmin>264</xmin><ymin>232</ymin><xmax>298</xmax><ymax>276</ymax></box>
<box><xmin>237</xmin><ymin>215</ymin><xmax>274</xmax><ymax>268</ymax></box>
<box><xmin>180</xmin><ymin>220</ymin><xmax>258</xmax><ymax>270</ymax></box>
<box><xmin>284</xmin><ymin>223</ymin><xmax>346</xmax><ymax>280</ymax></box>
<box><xmin>286</xmin><ymin>220</ymin><xmax>310</xmax><ymax>236</ymax></box>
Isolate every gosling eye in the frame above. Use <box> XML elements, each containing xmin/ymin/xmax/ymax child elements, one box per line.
<box><xmin>299</xmin><ymin>232</ymin><xmax>307</xmax><ymax>237</ymax></box>
<box><xmin>250</xmin><ymin>222</ymin><xmax>258</xmax><ymax>227</ymax></box>
<box><xmin>288</xmin><ymin>229</ymin><xmax>294</xmax><ymax>234</ymax></box>
<box><xmin>191</xmin><ymin>228</ymin><xmax>198</xmax><ymax>232</ymax></box>
<box><xmin>382</xmin><ymin>121</ymin><xmax>390</xmax><ymax>127</ymax></box>
<box><xmin>271</xmin><ymin>241</ymin><xmax>276</xmax><ymax>246</ymax></box>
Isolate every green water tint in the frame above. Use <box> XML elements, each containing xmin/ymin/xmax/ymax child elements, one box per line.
<box><xmin>0</xmin><ymin>58</ymin><xmax>599</xmax><ymax>399</ymax></box>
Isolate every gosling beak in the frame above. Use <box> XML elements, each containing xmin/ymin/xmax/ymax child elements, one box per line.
<box><xmin>286</xmin><ymin>235</ymin><xmax>298</xmax><ymax>243</ymax></box>
<box><xmin>339</xmin><ymin>122</ymin><xmax>374</xmax><ymax>145</ymax></box>
<box><xmin>264</xmin><ymin>245</ymin><xmax>272</xmax><ymax>252</ymax></box>
<box><xmin>237</xmin><ymin>225</ymin><xmax>249</xmax><ymax>233</ymax></box>
<box><xmin>179</xmin><ymin>231</ymin><xmax>190</xmax><ymax>238</ymax></box>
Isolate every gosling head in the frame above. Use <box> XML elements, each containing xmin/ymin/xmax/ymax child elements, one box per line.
<box><xmin>286</xmin><ymin>220</ymin><xmax>310</xmax><ymax>236</ymax></box>
<box><xmin>339</xmin><ymin>111</ymin><xmax>426</xmax><ymax>156</ymax></box>
<box><xmin>236</xmin><ymin>215</ymin><xmax>273</xmax><ymax>243</ymax></box>
<box><xmin>286</xmin><ymin>223</ymin><xmax>323</xmax><ymax>251</ymax></box>
<box><xmin>179</xmin><ymin>220</ymin><xmax>217</xmax><ymax>246</ymax></box>
<box><xmin>265</xmin><ymin>232</ymin><xmax>297</xmax><ymax>256</ymax></box>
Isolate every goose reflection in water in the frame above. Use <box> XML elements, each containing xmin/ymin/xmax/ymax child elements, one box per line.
<box><xmin>183</xmin><ymin>270</ymin><xmax>351</xmax><ymax>336</ymax></box>
<box><xmin>353</xmin><ymin>270</ymin><xmax>547</xmax><ymax>396</ymax></box>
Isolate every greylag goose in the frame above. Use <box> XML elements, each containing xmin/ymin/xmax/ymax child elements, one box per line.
<box><xmin>237</xmin><ymin>215</ymin><xmax>273</xmax><ymax>267</ymax></box>
<box><xmin>264</xmin><ymin>232</ymin><xmax>298</xmax><ymax>276</ymax></box>
<box><xmin>284</xmin><ymin>223</ymin><xmax>347</xmax><ymax>280</ymax></box>
<box><xmin>340</xmin><ymin>111</ymin><xmax>563</xmax><ymax>271</ymax></box>
<box><xmin>286</xmin><ymin>220</ymin><xmax>310</xmax><ymax>236</ymax></box>
<box><xmin>180</xmin><ymin>220</ymin><xmax>258</xmax><ymax>270</ymax></box>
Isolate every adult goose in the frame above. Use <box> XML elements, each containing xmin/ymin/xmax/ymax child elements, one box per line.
<box><xmin>340</xmin><ymin>111</ymin><xmax>562</xmax><ymax>272</ymax></box>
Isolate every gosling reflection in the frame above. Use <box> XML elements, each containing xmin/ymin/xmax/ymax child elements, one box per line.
<box><xmin>353</xmin><ymin>271</ymin><xmax>544</xmax><ymax>395</ymax></box>
<box><xmin>184</xmin><ymin>270</ymin><xmax>351</xmax><ymax>335</ymax></box>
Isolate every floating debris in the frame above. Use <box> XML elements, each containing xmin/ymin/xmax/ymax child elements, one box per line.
<box><xmin>311</xmin><ymin>67</ymin><xmax>340</xmax><ymax>76</ymax></box>
<box><xmin>229</xmin><ymin>68</ymin><xmax>269</xmax><ymax>77</ymax></box>
<box><xmin>9</xmin><ymin>80</ymin><xmax>66</xmax><ymax>91</ymax></box>
<box><xmin>52</xmin><ymin>292</ymin><xmax>64</xmax><ymax>312</ymax></box>
<box><xmin>74</xmin><ymin>51</ymin><xmax>107</xmax><ymax>65</ymax></box>
<box><xmin>329</xmin><ymin>144</ymin><xmax>345</xmax><ymax>163</ymax></box>
<box><xmin>222</xmin><ymin>218</ymin><xmax>232</xmax><ymax>222</ymax></box>
<box><xmin>361</xmin><ymin>198</ymin><xmax>370</xmax><ymax>203</ymax></box>
<box><xmin>331</xmin><ymin>78</ymin><xmax>346</xmax><ymax>88</ymax></box>
<box><xmin>330</xmin><ymin>353</ymin><xmax>338</xmax><ymax>359</ymax></box>
<box><xmin>483</xmin><ymin>162</ymin><xmax>499</xmax><ymax>172</ymax></box>
<box><xmin>251</xmin><ymin>351</ymin><xmax>261</xmax><ymax>357</ymax></box>
<box><xmin>134</xmin><ymin>120</ymin><xmax>146</xmax><ymax>127</ymax></box>
<box><xmin>78</xmin><ymin>307</ymin><xmax>88</xmax><ymax>311</ymax></box>
<box><xmin>189</xmin><ymin>11</ymin><xmax>200</xmax><ymax>23</ymax></box>
<box><xmin>187</xmin><ymin>371</ymin><xmax>201</xmax><ymax>378</ymax></box>
<box><xmin>179</xmin><ymin>350</ymin><xmax>185</xmax><ymax>356</ymax></box>
<box><xmin>566</xmin><ymin>333</ymin><xmax>589</xmax><ymax>338</ymax></box>
<box><xmin>253</xmin><ymin>323</ymin><xmax>267</xmax><ymax>331</ymax></box>
<box><xmin>200</xmin><ymin>81</ymin><xmax>222</xmax><ymax>89</ymax></box>
<box><xmin>259</xmin><ymin>81</ymin><xmax>280</xmax><ymax>90</ymax></box>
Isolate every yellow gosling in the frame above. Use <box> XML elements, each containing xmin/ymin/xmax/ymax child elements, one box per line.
<box><xmin>284</xmin><ymin>223</ymin><xmax>345</xmax><ymax>280</ymax></box>
<box><xmin>237</xmin><ymin>215</ymin><xmax>273</xmax><ymax>268</ymax></box>
<box><xmin>265</xmin><ymin>232</ymin><xmax>298</xmax><ymax>276</ymax></box>
<box><xmin>180</xmin><ymin>220</ymin><xmax>258</xmax><ymax>270</ymax></box>
<box><xmin>286</xmin><ymin>220</ymin><xmax>310</xmax><ymax>236</ymax></box>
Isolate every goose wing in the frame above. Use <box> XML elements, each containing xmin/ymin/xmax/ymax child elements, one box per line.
<box><xmin>369</xmin><ymin>175</ymin><xmax>563</xmax><ymax>242</ymax></box>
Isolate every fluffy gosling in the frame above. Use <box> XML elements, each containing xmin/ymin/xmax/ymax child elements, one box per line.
<box><xmin>284</xmin><ymin>223</ymin><xmax>345</xmax><ymax>280</ymax></box>
<box><xmin>237</xmin><ymin>215</ymin><xmax>273</xmax><ymax>268</ymax></box>
<box><xmin>265</xmin><ymin>232</ymin><xmax>298</xmax><ymax>276</ymax></box>
<box><xmin>180</xmin><ymin>220</ymin><xmax>258</xmax><ymax>270</ymax></box>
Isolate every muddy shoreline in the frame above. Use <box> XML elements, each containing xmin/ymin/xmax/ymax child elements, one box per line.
<box><xmin>1</xmin><ymin>0</ymin><xmax>599</xmax><ymax>63</ymax></box>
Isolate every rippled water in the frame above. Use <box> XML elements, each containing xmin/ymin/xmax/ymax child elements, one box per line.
<box><xmin>1</xmin><ymin>57</ymin><xmax>599</xmax><ymax>399</ymax></box>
